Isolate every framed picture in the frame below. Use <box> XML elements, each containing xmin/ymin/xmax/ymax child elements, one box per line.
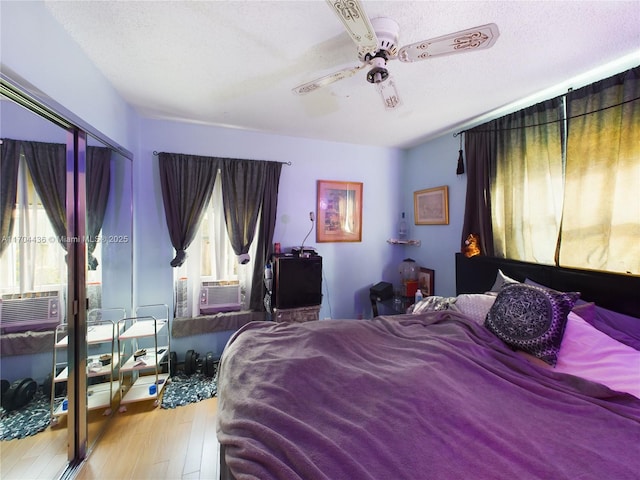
<box><xmin>316</xmin><ymin>180</ymin><xmax>363</xmax><ymax>243</ymax></box>
<box><xmin>414</xmin><ymin>186</ymin><xmax>449</xmax><ymax>225</ymax></box>
<box><xmin>418</xmin><ymin>267</ymin><xmax>435</xmax><ymax>297</ymax></box>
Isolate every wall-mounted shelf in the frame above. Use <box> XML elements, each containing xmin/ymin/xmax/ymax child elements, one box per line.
<box><xmin>387</xmin><ymin>239</ymin><xmax>421</xmax><ymax>246</ymax></box>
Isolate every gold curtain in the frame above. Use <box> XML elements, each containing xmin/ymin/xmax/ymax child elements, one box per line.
<box><xmin>491</xmin><ymin>99</ymin><xmax>564</xmax><ymax>264</ymax></box>
<box><xmin>560</xmin><ymin>68</ymin><xmax>640</xmax><ymax>274</ymax></box>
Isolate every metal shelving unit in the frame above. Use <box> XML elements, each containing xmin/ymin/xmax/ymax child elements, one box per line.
<box><xmin>117</xmin><ymin>304</ymin><xmax>170</xmax><ymax>410</ymax></box>
<box><xmin>50</xmin><ymin>308</ymin><xmax>125</xmax><ymax>424</ymax></box>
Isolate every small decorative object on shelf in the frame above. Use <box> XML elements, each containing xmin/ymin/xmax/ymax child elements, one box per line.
<box><xmin>387</xmin><ymin>238</ymin><xmax>421</xmax><ymax>246</ymax></box>
<box><xmin>398</xmin><ymin>212</ymin><xmax>408</xmax><ymax>240</ymax></box>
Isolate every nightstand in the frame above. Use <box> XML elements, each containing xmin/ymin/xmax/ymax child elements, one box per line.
<box><xmin>370</xmin><ymin>295</ymin><xmax>413</xmax><ymax>317</ymax></box>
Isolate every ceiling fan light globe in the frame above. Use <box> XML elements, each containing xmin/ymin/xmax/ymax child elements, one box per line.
<box><xmin>367</xmin><ymin>67</ymin><xmax>388</xmax><ymax>84</ymax></box>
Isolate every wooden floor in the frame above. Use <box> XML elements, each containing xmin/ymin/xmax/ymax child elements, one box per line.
<box><xmin>77</xmin><ymin>397</ymin><xmax>220</xmax><ymax>480</ymax></box>
<box><xmin>1</xmin><ymin>397</ymin><xmax>220</xmax><ymax>480</ymax></box>
<box><xmin>0</xmin><ymin>420</ymin><xmax>68</xmax><ymax>480</ymax></box>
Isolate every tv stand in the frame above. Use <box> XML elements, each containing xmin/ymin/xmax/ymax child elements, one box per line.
<box><xmin>273</xmin><ymin>305</ymin><xmax>321</xmax><ymax>323</ymax></box>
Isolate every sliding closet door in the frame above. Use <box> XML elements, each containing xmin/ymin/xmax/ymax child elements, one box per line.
<box><xmin>67</xmin><ymin>129</ymin><xmax>90</xmax><ymax>459</ymax></box>
<box><xmin>83</xmin><ymin>137</ymin><xmax>133</xmax><ymax>453</ymax></box>
<box><xmin>1</xmin><ymin>75</ymin><xmax>133</xmax><ymax>478</ymax></box>
<box><xmin>0</xmin><ymin>97</ymin><xmax>72</xmax><ymax>478</ymax></box>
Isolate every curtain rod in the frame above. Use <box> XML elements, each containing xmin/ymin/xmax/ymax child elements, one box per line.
<box><xmin>152</xmin><ymin>151</ymin><xmax>291</xmax><ymax>165</ymax></box>
<box><xmin>453</xmin><ymin>94</ymin><xmax>640</xmax><ymax>137</ymax></box>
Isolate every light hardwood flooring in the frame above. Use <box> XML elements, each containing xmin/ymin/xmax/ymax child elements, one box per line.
<box><xmin>0</xmin><ymin>419</ymin><xmax>68</xmax><ymax>480</ymax></box>
<box><xmin>1</xmin><ymin>397</ymin><xmax>220</xmax><ymax>480</ymax></box>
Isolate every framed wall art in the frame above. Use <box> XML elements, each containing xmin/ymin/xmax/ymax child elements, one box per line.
<box><xmin>418</xmin><ymin>267</ymin><xmax>435</xmax><ymax>297</ymax></box>
<box><xmin>414</xmin><ymin>185</ymin><xmax>449</xmax><ymax>225</ymax></box>
<box><xmin>316</xmin><ymin>180</ymin><xmax>363</xmax><ymax>242</ymax></box>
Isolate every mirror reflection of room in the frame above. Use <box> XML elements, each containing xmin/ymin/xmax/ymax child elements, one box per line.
<box><xmin>1</xmin><ymin>96</ymin><xmax>134</xmax><ymax>478</ymax></box>
<box><xmin>1</xmin><ymin>98</ymin><xmax>71</xmax><ymax>477</ymax></box>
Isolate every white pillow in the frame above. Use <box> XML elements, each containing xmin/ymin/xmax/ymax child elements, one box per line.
<box><xmin>522</xmin><ymin>312</ymin><xmax>640</xmax><ymax>399</ymax></box>
<box><xmin>452</xmin><ymin>294</ymin><xmax>496</xmax><ymax>324</ymax></box>
<box><xmin>488</xmin><ymin>269</ymin><xmax>519</xmax><ymax>292</ymax></box>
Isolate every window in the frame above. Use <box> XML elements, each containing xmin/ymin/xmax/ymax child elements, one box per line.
<box><xmin>491</xmin><ymin>98</ymin><xmax>565</xmax><ymax>265</ymax></box>
<box><xmin>0</xmin><ymin>156</ymin><xmax>66</xmax><ymax>295</ymax></box>
<box><xmin>559</xmin><ymin>69</ymin><xmax>640</xmax><ymax>274</ymax></box>
<box><xmin>173</xmin><ymin>172</ymin><xmax>257</xmax><ymax>318</ymax></box>
<box><xmin>158</xmin><ymin>152</ymin><xmax>283</xmax><ymax>316</ymax></box>
<box><xmin>466</xmin><ymin>66</ymin><xmax>639</xmax><ymax>275</ymax></box>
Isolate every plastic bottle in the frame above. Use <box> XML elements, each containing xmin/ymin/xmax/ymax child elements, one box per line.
<box><xmin>414</xmin><ymin>288</ymin><xmax>423</xmax><ymax>304</ymax></box>
<box><xmin>398</xmin><ymin>212</ymin><xmax>408</xmax><ymax>240</ymax></box>
<box><xmin>264</xmin><ymin>262</ymin><xmax>272</xmax><ymax>292</ymax></box>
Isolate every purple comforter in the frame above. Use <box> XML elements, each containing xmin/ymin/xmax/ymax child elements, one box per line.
<box><xmin>216</xmin><ymin>312</ymin><xmax>640</xmax><ymax>480</ymax></box>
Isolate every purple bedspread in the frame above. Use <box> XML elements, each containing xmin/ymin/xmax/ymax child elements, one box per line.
<box><xmin>216</xmin><ymin>312</ymin><xmax>640</xmax><ymax>480</ymax></box>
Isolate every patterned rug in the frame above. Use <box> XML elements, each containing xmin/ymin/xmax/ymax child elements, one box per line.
<box><xmin>160</xmin><ymin>373</ymin><xmax>217</xmax><ymax>409</ymax></box>
<box><xmin>0</xmin><ymin>374</ymin><xmax>217</xmax><ymax>440</ymax></box>
<box><xmin>0</xmin><ymin>390</ymin><xmax>56</xmax><ymax>441</ymax></box>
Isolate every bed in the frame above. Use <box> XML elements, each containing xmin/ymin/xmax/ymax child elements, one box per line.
<box><xmin>216</xmin><ymin>254</ymin><xmax>640</xmax><ymax>480</ymax></box>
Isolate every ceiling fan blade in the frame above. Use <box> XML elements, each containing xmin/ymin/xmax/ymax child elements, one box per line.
<box><xmin>398</xmin><ymin>23</ymin><xmax>500</xmax><ymax>63</ymax></box>
<box><xmin>292</xmin><ymin>64</ymin><xmax>366</xmax><ymax>95</ymax></box>
<box><xmin>325</xmin><ymin>0</ymin><xmax>378</xmax><ymax>59</ymax></box>
<box><xmin>375</xmin><ymin>77</ymin><xmax>401</xmax><ymax>110</ymax></box>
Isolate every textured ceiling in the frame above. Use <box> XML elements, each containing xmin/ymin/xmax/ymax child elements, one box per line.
<box><xmin>44</xmin><ymin>1</ymin><xmax>640</xmax><ymax>148</ymax></box>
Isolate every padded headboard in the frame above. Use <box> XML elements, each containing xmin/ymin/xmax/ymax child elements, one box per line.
<box><xmin>455</xmin><ymin>253</ymin><xmax>640</xmax><ymax>319</ymax></box>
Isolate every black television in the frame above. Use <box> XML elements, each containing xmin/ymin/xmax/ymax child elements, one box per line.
<box><xmin>272</xmin><ymin>255</ymin><xmax>322</xmax><ymax>310</ymax></box>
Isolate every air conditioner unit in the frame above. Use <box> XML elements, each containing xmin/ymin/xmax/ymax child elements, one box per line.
<box><xmin>0</xmin><ymin>291</ymin><xmax>61</xmax><ymax>333</ymax></box>
<box><xmin>199</xmin><ymin>281</ymin><xmax>241</xmax><ymax>315</ymax></box>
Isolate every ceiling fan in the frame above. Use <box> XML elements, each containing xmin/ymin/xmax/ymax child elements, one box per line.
<box><xmin>292</xmin><ymin>0</ymin><xmax>499</xmax><ymax>110</ymax></box>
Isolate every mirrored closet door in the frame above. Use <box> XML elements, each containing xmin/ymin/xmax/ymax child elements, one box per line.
<box><xmin>1</xmin><ymin>74</ymin><xmax>133</xmax><ymax>478</ymax></box>
<box><xmin>81</xmin><ymin>136</ymin><xmax>134</xmax><ymax>452</ymax></box>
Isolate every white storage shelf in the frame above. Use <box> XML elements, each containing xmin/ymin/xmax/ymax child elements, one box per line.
<box><xmin>52</xmin><ymin>381</ymin><xmax>122</xmax><ymax>416</ymax></box>
<box><xmin>117</xmin><ymin>312</ymin><xmax>171</xmax><ymax>410</ymax></box>
<box><xmin>120</xmin><ymin>373</ymin><xmax>170</xmax><ymax>406</ymax></box>
<box><xmin>55</xmin><ymin>323</ymin><xmax>118</xmax><ymax>347</ymax></box>
<box><xmin>118</xmin><ymin>319</ymin><xmax>167</xmax><ymax>340</ymax></box>
<box><xmin>53</xmin><ymin>353</ymin><xmax>121</xmax><ymax>383</ymax></box>
<box><xmin>51</xmin><ymin>318</ymin><xmax>121</xmax><ymax>421</ymax></box>
<box><xmin>119</xmin><ymin>347</ymin><xmax>168</xmax><ymax>373</ymax></box>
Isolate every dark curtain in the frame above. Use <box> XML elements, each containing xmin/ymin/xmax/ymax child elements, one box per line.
<box><xmin>159</xmin><ymin>153</ymin><xmax>219</xmax><ymax>267</ymax></box>
<box><xmin>249</xmin><ymin>161</ymin><xmax>283</xmax><ymax>310</ymax></box>
<box><xmin>219</xmin><ymin>158</ymin><xmax>267</xmax><ymax>262</ymax></box>
<box><xmin>1</xmin><ymin>139</ymin><xmax>22</xmax><ymax>255</ymax></box>
<box><xmin>86</xmin><ymin>146</ymin><xmax>112</xmax><ymax>270</ymax></box>
<box><xmin>460</xmin><ymin>124</ymin><xmax>497</xmax><ymax>256</ymax></box>
<box><xmin>22</xmin><ymin>141</ymin><xmax>67</xmax><ymax>251</ymax></box>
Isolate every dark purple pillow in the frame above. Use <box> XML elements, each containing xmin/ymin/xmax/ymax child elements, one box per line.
<box><xmin>571</xmin><ymin>301</ymin><xmax>597</xmax><ymax>323</ymax></box>
<box><xmin>524</xmin><ymin>278</ymin><xmax>640</xmax><ymax>351</ymax></box>
<box><xmin>485</xmin><ymin>283</ymin><xmax>579</xmax><ymax>365</ymax></box>
<box><xmin>586</xmin><ymin>305</ymin><xmax>640</xmax><ymax>351</ymax></box>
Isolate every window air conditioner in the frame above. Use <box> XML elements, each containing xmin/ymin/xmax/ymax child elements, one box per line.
<box><xmin>0</xmin><ymin>291</ymin><xmax>61</xmax><ymax>333</ymax></box>
<box><xmin>199</xmin><ymin>281</ymin><xmax>241</xmax><ymax>315</ymax></box>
